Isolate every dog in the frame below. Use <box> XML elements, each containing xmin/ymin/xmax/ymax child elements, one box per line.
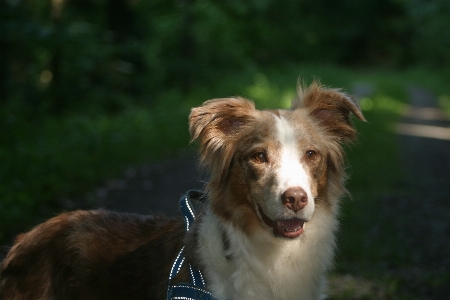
<box><xmin>0</xmin><ymin>81</ymin><xmax>365</xmax><ymax>300</ymax></box>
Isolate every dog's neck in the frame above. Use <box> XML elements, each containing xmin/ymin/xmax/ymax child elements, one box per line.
<box><xmin>188</xmin><ymin>206</ymin><xmax>332</xmax><ymax>300</ymax></box>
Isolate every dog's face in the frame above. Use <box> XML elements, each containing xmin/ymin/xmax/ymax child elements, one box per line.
<box><xmin>190</xmin><ymin>82</ymin><xmax>364</xmax><ymax>239</ymax></box>
<box><xmin>228</xmin><ymin>109</ymin><xmax>328</xmax><ymax>238</ymax></box>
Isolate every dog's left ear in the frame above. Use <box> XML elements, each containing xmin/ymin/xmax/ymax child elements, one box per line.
<box><xmin>292</xmin><ymin>81</ymin><xmax>366</xmax><ymax>143</ymax></box>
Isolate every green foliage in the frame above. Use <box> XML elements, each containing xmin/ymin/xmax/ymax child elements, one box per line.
<box><xmin>2</xmin><ymin>0</ymin><xmax>450</xmax><ymax>116</ymax></box>
<box><xmin>408</xmin><ymin>0</ymin><xmax>450</xmax><ymax>67</ymax></box>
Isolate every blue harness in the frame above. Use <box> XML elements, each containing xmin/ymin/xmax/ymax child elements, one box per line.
<box><xmin>166</xmin><ymin>190</ymin><xmax>221</xmax><ymax>300</ymax></box>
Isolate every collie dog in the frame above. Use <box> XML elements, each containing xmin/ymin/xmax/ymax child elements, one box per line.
<box><xmin>0</xmin><ymin>81</ymin><xmax>364</xmax><ymax>300</ymax></box>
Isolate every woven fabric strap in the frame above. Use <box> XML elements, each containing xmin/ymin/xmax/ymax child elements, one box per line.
<box><xmin>166</xmin><ymin>191</ymin><xmax>221</xmax><ymax>300</ymax></box>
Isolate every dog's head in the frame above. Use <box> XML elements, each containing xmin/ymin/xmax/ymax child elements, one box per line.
<box><xmin>189</xmin><ymin>81</ymin><xmax>365</xmax><ymax>239</ymax></box>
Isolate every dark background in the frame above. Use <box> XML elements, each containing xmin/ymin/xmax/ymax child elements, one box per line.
<box><xmin>2</xmin><ymin>0</ymin><xmax>450</xmax><ymax>115</ymax></box>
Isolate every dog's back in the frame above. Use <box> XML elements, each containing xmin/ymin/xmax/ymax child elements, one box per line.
<box><xmin>0</xmin><ymin>210</ymin><xmax>185</xmax><ymax>300</ymax></box>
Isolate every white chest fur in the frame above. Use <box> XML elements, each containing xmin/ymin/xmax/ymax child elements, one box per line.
<box><xmin>196</xmin><ymin>209</ymin><xmax>336</xmax><ymax>300</ymax></box>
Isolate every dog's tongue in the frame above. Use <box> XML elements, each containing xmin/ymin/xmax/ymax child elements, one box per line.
<box><xmin>279</xmin><ymin>219</ymin><xmax>304</xmax><ymax>230</ymax></box>
<box><xmin>275</xmin><ymin>219</ymin><xmax>305</xmax><ymax>239</ymax></box>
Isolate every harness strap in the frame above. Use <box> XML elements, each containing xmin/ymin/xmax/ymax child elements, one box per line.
<box><xmin>168</xmin><ymin>285</ymin><xmax>221</xmax><ymax>300</ymax></box>
<box><xmin>168</xmin><ymin>247</ymin><xmax>205</xmax><ymax>289</ymax></box>
<box><xmin>180</xmin><ymin>192</ymin><xmax>196</xmax><ymax>232</ymax></box>
<box><xmin>189</xmin><ymin>263</ymin><xmax>205</xmax><ymax>288</ymax></box>
<box><xmin>168</xmin><ymin>247</ymin><xmax>186</xmax><ymax>282</ymax></box>
<box><xmin>167</xmin><ymin>191</ymin><xmax>220</xmax><ymax>300</ymax></box>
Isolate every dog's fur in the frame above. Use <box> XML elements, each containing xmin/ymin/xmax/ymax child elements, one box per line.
<box><xmin>0</xmin><ymin>81</ymin><xmax>364</xmax><ymax>300</ymax></box>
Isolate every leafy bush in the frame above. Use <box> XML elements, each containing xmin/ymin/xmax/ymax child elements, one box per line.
<box><xmin>408</xmin><ymin>0</ymin><xmax>450</xmax><ymax>67</ymax></box>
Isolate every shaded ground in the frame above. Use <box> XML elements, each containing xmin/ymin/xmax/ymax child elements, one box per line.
<box><xmin>394</xmin><ymin>88</ymin><xmax>450</xmax><ymax>267</ymax></box>
<box><xmin>382</xmin><ymin>87</ymin><xmax>450</xmax><ymax>298</ymax></box>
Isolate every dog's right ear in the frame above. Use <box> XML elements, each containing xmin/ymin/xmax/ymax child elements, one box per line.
<box><xmin>189</xmin><ymin>97</ymin><xmax>255</xmax><ymax>178</ymax></box>
<box><xmin>189</xmin><ymin>97</ymin><xmax>255</xmax><ymax>142</ymax></box>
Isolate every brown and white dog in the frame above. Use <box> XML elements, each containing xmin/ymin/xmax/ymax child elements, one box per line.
<box><xmin>0</xmin><ymin>81</ymin><xmax>365</xmax><ymax>300</ymax></box>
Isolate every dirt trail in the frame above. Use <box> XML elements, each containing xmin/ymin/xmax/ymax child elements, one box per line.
<box><xmin>382</xmin><ymin>87</ymin><xmax>450</xmax><ymax>298</ymax></box>
<box><xmin>394</xmin><ymin>87</ymin><xmax>450</xmax><ymax>252</ymax></box>
<box><xmin>397</xmin><ymin>87</ymin><xmax>450</xmax><ymax>199</ymax></box>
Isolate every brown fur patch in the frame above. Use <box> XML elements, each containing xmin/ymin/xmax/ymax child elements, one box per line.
<box><xmin>0</xmin><ymin>210</ymin><xmax>187</xmax><ymax>300</ymax></box>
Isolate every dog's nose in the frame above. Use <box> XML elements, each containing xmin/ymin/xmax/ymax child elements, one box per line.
<box><xmin>281</xmin><ymin>187</ymin><xmax>308</xmax><ymax>212</ymax></box>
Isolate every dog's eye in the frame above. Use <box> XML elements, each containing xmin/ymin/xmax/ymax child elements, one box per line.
<box><xmin>252</xmin><ymin>152</ymin><xmax>268</xmax><ymax>163</ymax></box>
<box><xmin>306</xmin><ymin>150</ymin><xmax>317</xmax><ymax>160</ymax></box>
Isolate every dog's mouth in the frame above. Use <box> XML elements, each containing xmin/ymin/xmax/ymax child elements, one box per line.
<box><xmin>257</xmin><ymin>205</ymin><xmax>305</xmax><ymax>239</ymax></box>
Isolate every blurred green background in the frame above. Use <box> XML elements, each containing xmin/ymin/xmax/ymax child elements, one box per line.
<box><xmin>1</xmin><ymin>0</ymin><xmax>450</xmax><ymax>298</ymax></box>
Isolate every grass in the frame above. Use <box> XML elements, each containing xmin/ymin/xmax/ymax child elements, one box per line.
<box><xmin>1</xmin><ymin>64</ymin><xmax>450</xmax><ymax>297</ymax></box>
